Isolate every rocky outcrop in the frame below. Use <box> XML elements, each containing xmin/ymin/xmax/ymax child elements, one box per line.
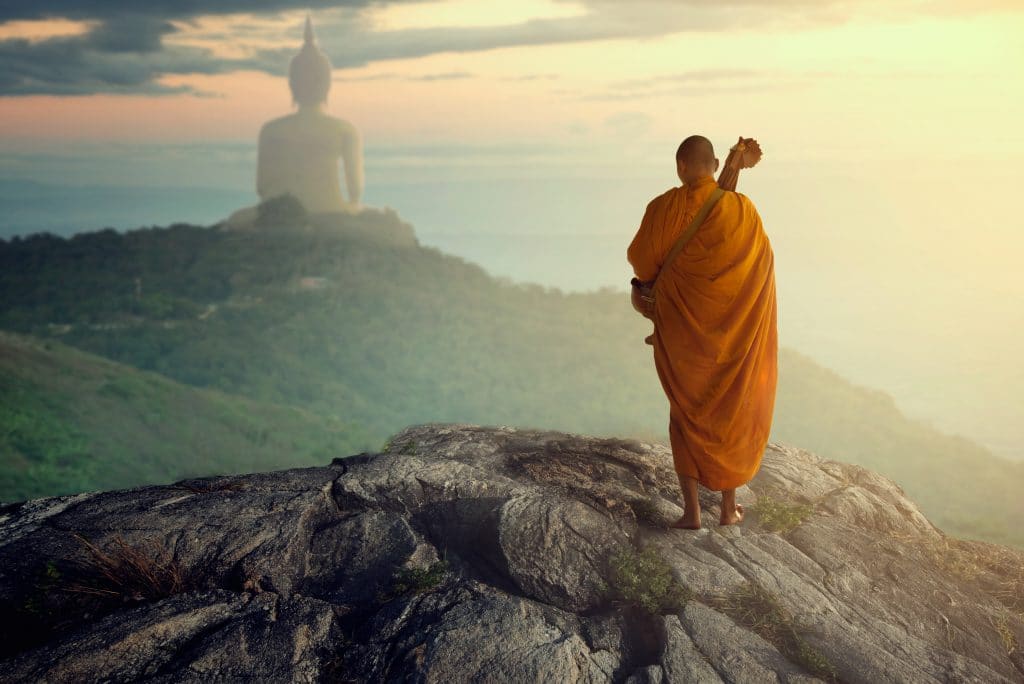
<box><xmin>0</xmin><ymin>424</ymin><xmax>1021</xmax><ymax>682</ymax></box>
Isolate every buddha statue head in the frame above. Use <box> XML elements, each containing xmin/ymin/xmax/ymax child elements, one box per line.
<box><xmin>288</xmin><ymin>15</ymin><xmax>332</xmax><ymax>108</ymax></box>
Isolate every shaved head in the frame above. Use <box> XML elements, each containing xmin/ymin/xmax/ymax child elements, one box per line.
<box><xmin>676</xmin><ymin>135</ymin><xmax>716</xmax><ymax>168</ymax></box>
<box><xmin>675</xmin><ymin>134</ymin><xmax>718</xmax><ymax>185</ymax></box>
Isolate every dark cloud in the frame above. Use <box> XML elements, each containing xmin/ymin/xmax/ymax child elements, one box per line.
<box><xmin>0</xmin><ymin>0</ymin><xmax>1018</xmax><ymax>96</ymax></box>
<box><xmin>84</xmin><ymin>15</ymin><xmax>178</xmax><ymax>53</ymax></box>
<box><xmin>0</xmin><ymin>31</ymin><xmax>254</xmax><ymax>95</ymax></box>
<box><xmin>0</xmin><ymin>1</ymin><xmax>381</xmax><ymax>22</ymax></box>
<box><xmin>0</xmin><ymin>0</ymin><xmax>679</xmax><ymax>94</ymax></box>
<box><xmin>0</xmin><ymin>1</ymin><xmax>392</xmax><ymax>94</ymax></box>
<box><xmin>1</xmin><ymin>39</ymin><xmax>164</xmax><ymax>95</ymax></box>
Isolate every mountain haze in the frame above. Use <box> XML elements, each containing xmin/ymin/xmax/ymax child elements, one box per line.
<box><xmin>0</xmin><ymin>207</ymin><xmax>1021</xmax><ymax>547</ymax></box>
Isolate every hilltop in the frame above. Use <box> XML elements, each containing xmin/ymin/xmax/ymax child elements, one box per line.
<box><xmin>0</xmin><ymin>424</ymin><xmax>1021</xmax><ymax>682</ymax></box>
<box><xmin>0</xmin><ymin>208</ymin><xmax>1021</xmax><ymax>547</ymax></box>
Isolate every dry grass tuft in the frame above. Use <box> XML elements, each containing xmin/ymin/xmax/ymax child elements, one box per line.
<box><xmin>991</xmin><ymin>614</ymin><xmax>1018</xmax><ymax>656</ymax></box>
<box><xmin>923</xmin><ymin>536</ymin><xmax>1024</xmax><ymax>614</ymax></box>
<box><xmin>64</xmin><ymin>533</ymin><xmax>188</xmax><ymax>602</ymax></box>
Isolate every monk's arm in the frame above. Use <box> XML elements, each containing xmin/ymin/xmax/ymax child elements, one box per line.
<box><xmin>258</xmin><ymin>126</ymin><xmax>282</xmax><ymax>198</ymax></box>
<box><xmin>627</xmin><ymin>201</ymin><xmax>659</xmax><ymax>281</ymax></box>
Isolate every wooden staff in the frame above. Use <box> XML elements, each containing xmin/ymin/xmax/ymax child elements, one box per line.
<box><xmin>716</xmin><ymin>136</ymin><xmax>762</xmax><ymax>191</ymax></box>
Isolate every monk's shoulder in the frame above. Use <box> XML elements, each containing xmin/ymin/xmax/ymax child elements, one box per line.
<box><xmin>730</xmin><ymin>190</ymin><xmax>759</xmax><ymax>212</ymax></box>
<box><xmin>645</xmin><ymin>186</ymin><xmax>682</xmax><ymax>213</ymax></box>
<box><xmin>258</xmin><ymin>115</ymin><xmax>297</xmax><ymax>141</ymax></box>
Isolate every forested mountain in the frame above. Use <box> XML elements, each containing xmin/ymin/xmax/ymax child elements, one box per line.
<box><xmin>1</xmin><ymin>208</ymin><xmax>1020</xmax><ymax>546</ymax></box>
<box><xmin>0</xmin><ymin>331</ymin><xmax>374</xmax><ymax>502</ymax></box>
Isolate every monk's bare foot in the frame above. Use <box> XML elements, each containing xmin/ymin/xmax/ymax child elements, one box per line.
<box><xmin>719</xmin><ymin>503</ymin><xmax>744</xmax><ymax>526</ymax></box>
<box><xmin>670</xmin><ymin>511</ymin><xmax>701</xmax><ymax>530</ymax></box>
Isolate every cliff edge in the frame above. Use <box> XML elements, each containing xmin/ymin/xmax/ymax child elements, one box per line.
<box><xmin>0</xmin><ymin>424</ymin><xmax>1021</xmax><ymax>682</ymax></box>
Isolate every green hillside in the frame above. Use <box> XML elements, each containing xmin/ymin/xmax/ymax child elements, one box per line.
<box><xmin>775</xmin><ymin>348</ymin><xmax>1024</xmax><ymax>547</ymax></box>
<box><xmin>0</xmin><ymin>331</ymin><xmax>375</xmax><ymax>501</ymax></box>
<box><xmin>1</xmin><ymin>208</ymin><xmax>1021</xmax><ymax>547</ymax></box>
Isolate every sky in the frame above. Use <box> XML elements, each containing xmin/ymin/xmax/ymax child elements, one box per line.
<box><xmin>1</xmin><ymin>0</ymin><xmax>1023</xmax><ymax>460</ymax></box>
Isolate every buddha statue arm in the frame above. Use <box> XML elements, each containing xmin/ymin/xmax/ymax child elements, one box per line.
<box><xmin>256</xmin><ymin>127</ymin><xmax>278</xmax><ymax>199</ymax></box>
<box><xmin>341</xmin><ymin>125</ymin><xmax>364</xmax><ymax>207</ymax></box>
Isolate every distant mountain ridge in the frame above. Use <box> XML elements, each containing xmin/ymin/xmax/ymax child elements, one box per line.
<box><xmin>0</xmin><ymin>209</ymin><xmax>1021</xmax><ymax>547</ymax></box>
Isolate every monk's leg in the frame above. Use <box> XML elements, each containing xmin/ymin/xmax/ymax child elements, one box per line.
<box><xmin>670</xmin><ymin>473</ymin><xmax>701</xmax><ymax>529</ymax></box>
<box><xmin>720</xmin><ymin>488</ymin><xmax>744</xmax><ymax>525</ymax></box>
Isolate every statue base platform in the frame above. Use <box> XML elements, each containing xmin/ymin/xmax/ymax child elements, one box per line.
<box><xmin>216</xmin><ymin>204</ymin><xmax>418</xmax><ymax>248</ymax></box>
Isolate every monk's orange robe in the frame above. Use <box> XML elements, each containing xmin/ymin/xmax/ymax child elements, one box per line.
<box><xmin>627</xmin><ymin>174</ymin><xmax>778</xmax><ymax>491</ymax></box>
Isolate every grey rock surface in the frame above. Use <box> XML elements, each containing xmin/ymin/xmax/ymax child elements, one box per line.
<box><xmin>0</xmin><ymin>423</ymin><xmax>1021</xmax><ymax>683</ymax></box>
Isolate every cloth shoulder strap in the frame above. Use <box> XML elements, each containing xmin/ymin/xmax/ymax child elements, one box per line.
<box><xmin>654</xmin><ymin>186</ymin><xmax>725</xmax><ymax>287</ymax></box>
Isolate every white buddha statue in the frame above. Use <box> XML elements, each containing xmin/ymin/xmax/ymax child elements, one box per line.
<box><xmin>255</xmin><ymin>16</ymin><xmax>363</xmax><ymax>213</ymax></box>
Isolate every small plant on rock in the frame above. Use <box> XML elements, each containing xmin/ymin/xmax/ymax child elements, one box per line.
<box><xmin>379</xmin><ymin>560</ymin><xmax>449</xmax><ymax>602</ymax></box>
<box><xmin>751</xmin><ymin>494</ymin><xmax>814</xmax><ymax>534</ymax></box>
<box><xmin>382</xmin><ymin>439</ymin><xmax>418</xmax><ymax>456</ymax></box>
<box><xmin>603</xmin><ymin>544</ymin><xmax>692</xmax><ymax>615</ymax></box>
<box><xmin>710</xmin><ymin>581</ymin><xmax>838</xmax><ymax>681</ymax></box>
<box><xmin>20</xmin><ymin>561</ymin><xmax>62</xmax><ymax>616</ymax></box>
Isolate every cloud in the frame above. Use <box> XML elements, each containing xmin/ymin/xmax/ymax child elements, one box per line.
<box><xmin>499</xmin><ymin>73</ymin><xmax>559</xmax><ymax>82</ymax></box>
<box><xmin>0</xmin><ymin>1</ymin><xmax>382</xmax><ymax>95</ymax></box>
<box><xmin>603</xmin><ymin>111</ymin><xmax>653</xmax><ymax>137</ymax></box>
<box><xmin>0</xmin><ymin>1</ymin><xmax>380</xmax><ymax>23</ymax></box>
<box><xmin>614</xmin><ymin>69</ymin><xmax>766</xmax><ymax>90</ymax></box>
<box><xmin>336</xmin><ymin>70</ymin><xmax>475</xmax><ymax>83</ymax></box>
<box><xmin>0</xmin><ymin>35</ymin><xmax>227</xmax><ymax>96</ymax></box>
<box><xmin>0</xmin><ymin>0</ymin><xmax>1019</xmax><ymax>96</ymax></box>
<box><xmin>575</xmin><ymin>66</ymin><xmax>942</xmax><ymax>102</ymax></box>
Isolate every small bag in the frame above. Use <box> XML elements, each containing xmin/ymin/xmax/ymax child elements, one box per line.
<box><xmin>629</xmin><ymin>187</ymin><xmax>725</xmax><ymax>323</ymax></box>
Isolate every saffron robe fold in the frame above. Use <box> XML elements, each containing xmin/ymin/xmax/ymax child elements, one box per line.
<box><xmin>627</xmin><ymin>174</ymin><xmax>778</xmax><ymax>491</ymax></box>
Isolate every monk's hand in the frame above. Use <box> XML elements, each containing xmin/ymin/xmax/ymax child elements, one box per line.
<box><xmin>731</xmin><ymin>137</ymin><xmax>762</xmax><ymax>169</ymax></box>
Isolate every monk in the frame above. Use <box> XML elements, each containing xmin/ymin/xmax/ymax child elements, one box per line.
<box><xmin>626</xmin><ymin>135</ymin><xmax>778</xmax><ymax>529</ymax></box>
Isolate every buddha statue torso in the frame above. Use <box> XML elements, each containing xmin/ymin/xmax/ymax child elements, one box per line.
<box><xmin>257</xmin><ymin>108</ymin><xmax>361</xmax><ymax>213</ymax></box>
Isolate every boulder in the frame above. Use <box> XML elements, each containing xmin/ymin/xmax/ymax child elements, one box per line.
<box><xmin>1</xmin><ymin>423</ymin><xmax>1021</xmax><ymax>682</ymax></box>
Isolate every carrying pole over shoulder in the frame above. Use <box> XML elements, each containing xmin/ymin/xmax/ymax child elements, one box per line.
<box><xmin>653</xmin><ymin>187</ymin><xmax>725</xmax><ymax>289</ymax></box>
